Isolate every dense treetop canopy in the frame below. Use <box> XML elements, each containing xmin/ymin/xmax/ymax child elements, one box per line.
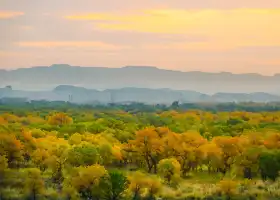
<box><xmin>2</xmin><ymin>102</ymin><xmax>280</xmax><ymax>199</ymax></box>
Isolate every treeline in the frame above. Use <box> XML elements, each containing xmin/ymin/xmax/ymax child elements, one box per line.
<box><xmin>2</xmin><ymin>107</ymin><xmax>280</xmax><ymax>199</ymax></box>
<box><xmin>2</xmin><ymin>99</ymin><xmax>280</xmax><ymax>113</ymax></box>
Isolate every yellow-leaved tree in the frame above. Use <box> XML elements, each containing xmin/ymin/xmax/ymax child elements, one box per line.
<box><xmin>68</xmin><ymin>133</ymin><xmax>82</xmax><ymax>145</ymax></box>
<box><xmin>0</xmin><ymin>133</ymin><xmax>23</xmax><ymax>168</ymax></box>
<box><xmin>67</xmin><ymin>164</ymin><xmax>108</xmax><ymax>199</ymax></box>
<box><xmin>0</xmin><ymin>155</ymin><xmax>8</xmax><ymax>194</ymax></box>
<box><xmin>217</xmin><ymin>179</ymin><xmax>238</xmax><ymax>198</ymax></box>
<box><xmin>163</xmin><ymin>131</ymin><xmax>207</xmax><ymax>176</ymax></box>
<box><xmin>47</xmin><ymin>112</ymin><xmax>73</xmax><ymax>126</ymax></box>
<box><xmin>125</xmin><ymin>127</ymin><xmax>164</xmax><ymax>173</ymax></box>
<box><xmin>200</xmin><ymin>142</ymin><xmax>223</xmax><ymax>173</ymax></box>
<box><xmin>158</xmin><ymin>158</ymin><xmax>181</xmax><ymax>185</ymax></box>
<box><xmin>128</xmin><ymin>171</ymin><xmax>150</xmax><ymax>199</ymax></box>
<box><xmin>213</xmin><ymin>136</ymin><xmax>243</xmax><ymax>175</ymax></box>
<box><xmin>23</xmin><ymin>168</ymin><xmax>45</xmax><ymax>200</ymax></box>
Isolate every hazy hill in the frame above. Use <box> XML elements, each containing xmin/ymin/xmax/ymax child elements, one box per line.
<box><xmin>1</xmin><ymin>85</ymin><xmax>280</xmax><ymax>104</ymax></box>
<box><xmin>212</xmin><ymin>92</ymin><xmax>280</xmax><ymax>103</ymax></box>
<box><xmin>1</xmin><ymin>64</ymin><xmax>280</xmax><ymax>94</ymax></box>
<box><xmin>49</xmin><ymin>85</ymin><xmax>210</xmax><ymax>104</ymax></box>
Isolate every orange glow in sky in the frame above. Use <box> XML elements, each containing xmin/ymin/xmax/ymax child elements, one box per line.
<box><xmin>1</xmin><ymin>0</ymin><xmax>280</xmax><ymax>75</ymax></box>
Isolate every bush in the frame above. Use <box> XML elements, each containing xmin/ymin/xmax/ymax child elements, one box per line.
<box><xmin>259</xmin><ymin>150</ymin><xmax>280</xmax><ymax>181</ymax></box>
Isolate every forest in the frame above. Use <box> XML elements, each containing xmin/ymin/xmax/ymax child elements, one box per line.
<box><xmin>2</xmin><ymin>102</ymin><xmax>280</xmax><ymax>199</ymax></box>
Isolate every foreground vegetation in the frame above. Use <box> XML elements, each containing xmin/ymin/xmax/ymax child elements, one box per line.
<box><xmin>2</xmin><ymin>102</ymin><xmax>280</xmax><ymax>199</ymax></box>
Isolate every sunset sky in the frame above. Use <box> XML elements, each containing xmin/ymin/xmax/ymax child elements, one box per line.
<box><xmin>1</xmin><ymin>0</ymin><xmax>280</xmax><ymax>75</ymax></box>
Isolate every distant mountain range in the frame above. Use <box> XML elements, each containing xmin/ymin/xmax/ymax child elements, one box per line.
<box><xmin>1</xmin><ymin>85</ymin><xmax>280</xmax><ymax>104</ymax></box>
<box><xmin>1</xmin><ymin>64</ymin><xmax>280</xmax><ymax>94</ymax></box>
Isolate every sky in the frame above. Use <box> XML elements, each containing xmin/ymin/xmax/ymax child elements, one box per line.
<box><xmin>1</xmin><ymin>0</ymin><xmax>280</xmax><ymax>75</ymax></box>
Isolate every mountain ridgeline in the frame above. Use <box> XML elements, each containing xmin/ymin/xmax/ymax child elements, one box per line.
<box><xmin>1</xmin><ymin>64</ymin><xmax>280</xmax><ymax>94</ymax></box>
<box><xmin>1</xmin><ymin>85</ymin><xmax>280</xmax><ymax>104</ymax></box>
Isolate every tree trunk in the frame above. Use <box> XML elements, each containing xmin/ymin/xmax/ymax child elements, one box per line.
<box><xmin>145</xmin><ymin>157</ymin><xmax>153</xmax><ymax>173</ymax></box>
<box><xmin>150</xmin><ymin>156</ymin><xmax>157</xmax><ymax>174</ymax></box>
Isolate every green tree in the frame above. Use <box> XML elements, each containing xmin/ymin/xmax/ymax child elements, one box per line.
<box><xmin>102</xmin><ymin>170</ymin><xmax>129</xmax><ymax>200</ymax></box>
<box><xmin>259</xmin><ymin>150</ymin><xmax>280</xmax><ymax>181</ymax></box>
<box><xmin>68</xmin><ymin>144</ymin><xmax>99</xmax><ymax>167</ymax></box>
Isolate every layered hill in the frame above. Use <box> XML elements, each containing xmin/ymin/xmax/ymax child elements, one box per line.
<box><xmin>1</xmin><ymin>85</ymin><xmax>280</xmax><ymax>104</ymax></box>
<box><xmin>1</xmin><ymin>64</ymin><xmax>280</xmax><ymax>94</ymax></box>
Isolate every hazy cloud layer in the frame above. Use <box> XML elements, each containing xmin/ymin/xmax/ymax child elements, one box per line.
<box><xmin>0</xmin><ymin>11</ymin><xmax>24</xmax><ymax>19</ymax></box>
<box><xmin>0</xmin><ymin>0</ymin><xmax>280</xmax><ymax>74</ymax></box>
